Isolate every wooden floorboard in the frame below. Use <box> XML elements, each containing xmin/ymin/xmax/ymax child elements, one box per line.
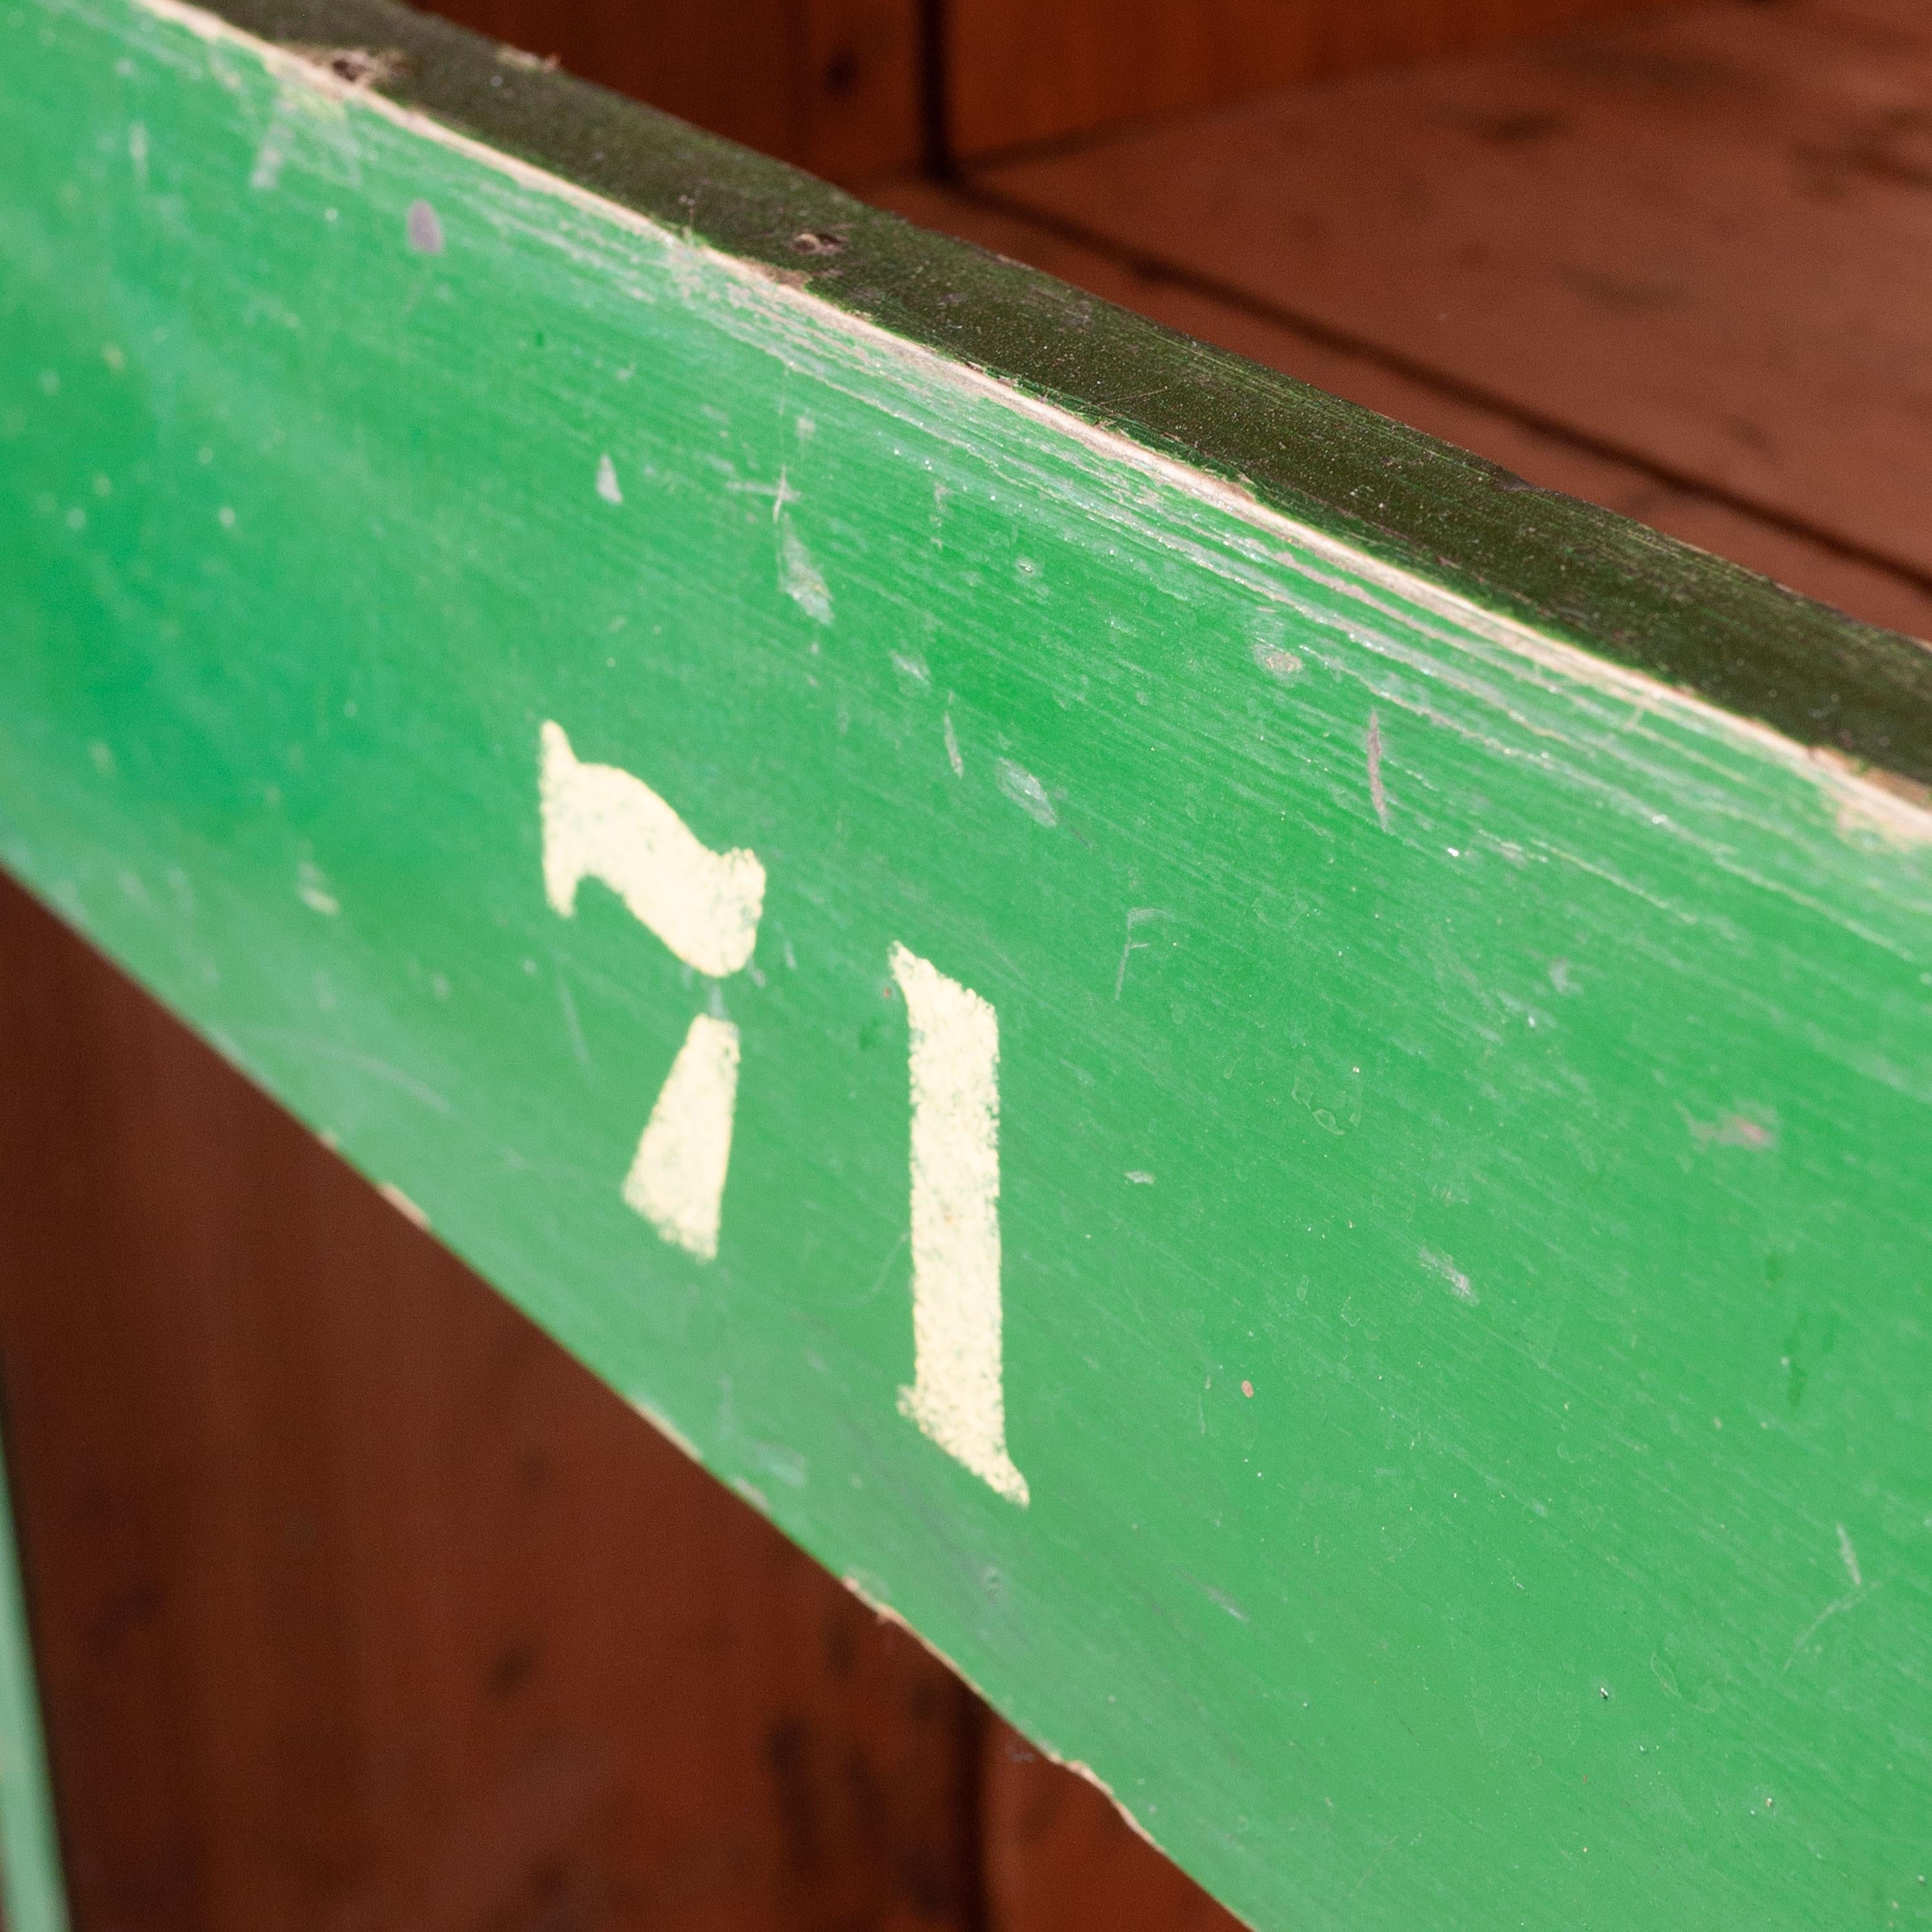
<box><xmin>966</xmin><ymin>0</ymin><xmax>1932</xmax><ymax>602</ymax></box>
<box><xmin>942</xmin><ymin>0</ymin><xmax>1681</xmax><ymax>160</ymax></box>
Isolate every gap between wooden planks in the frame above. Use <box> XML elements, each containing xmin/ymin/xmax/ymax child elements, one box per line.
<box><xmin>878</xmin><ymin>0</ymin><xmax>1932</xmax><ymax>642</ymax></box>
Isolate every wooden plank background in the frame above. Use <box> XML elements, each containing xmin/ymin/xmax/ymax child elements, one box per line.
<box><xmin>411</xmin><ymin>0</ymin><xmax>1689</xmax><ymax>178</ymax></box>
<box><xmin>419</xmin><ymin>0</ymin><xmax>925</xmax><ymax>183</ymax></box>
<box><xmin>940</xmin><ymin>0</ymin><xmax>1682</xmax><ymax>161</ymax></box>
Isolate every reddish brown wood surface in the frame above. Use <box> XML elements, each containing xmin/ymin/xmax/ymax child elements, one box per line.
<box><xmin>405</xmin><ymin>0</ymin><xmax>1685</xmax><ymax>183</ymax></box>
<box><xmin>943</xmin><ymin>0</ymin><xmax>1681</xmax><ymax>159</ymax></box>
<box><xmin>415</xmin><ymin>0</ymin><xmax>923</xmax><ymax>183</ymax></box>
<box><xmin>0</xmin><ymin>874</ymin><xmax>989</xmax><ymax>1932</ymax></box>
<box><xmin>981</xmin><ymin>1724</ymin><xmax>1243</xmax><ymax>1932</ymax></box>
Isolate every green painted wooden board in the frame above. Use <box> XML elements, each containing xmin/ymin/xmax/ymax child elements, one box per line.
<box><xmin>5</xmin><ymin>1</ymin><xmax>1932</xmax><ymax>1924</ymax></box>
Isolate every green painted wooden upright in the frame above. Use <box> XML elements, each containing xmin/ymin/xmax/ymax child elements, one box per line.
<box><xmin>3</xmin><ymin>1</ymin><xmax>1931</xmax><ymax>1927</ymax></box>
<box><xmin>0</xmin><ymin>1432</ymin><xmax>67</xmax><ymax>1932</ymax></box>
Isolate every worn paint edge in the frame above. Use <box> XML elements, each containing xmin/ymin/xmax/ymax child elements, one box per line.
<box><xmin>66</xmin><ymin>0</ymin><xmax>1932</xmax><ymax>776</ymax></box>
<box><xmin>95</xmin><ymin>0</ymin><xmax>1932</xmax><ymax>849</ymax></box>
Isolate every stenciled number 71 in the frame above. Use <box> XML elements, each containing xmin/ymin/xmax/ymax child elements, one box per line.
<box><xmin>539</xmin><ymin>722</ymin><xmax>1027</xmax><ymax>1506</ymax></box>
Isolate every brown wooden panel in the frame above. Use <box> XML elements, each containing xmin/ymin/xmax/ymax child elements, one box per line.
<box><xmin>945</xmin><ymin>0</ymin><xmax>1681</xmax><ymax>159</ymax></box>
<box><xmin>872</xmin><ymin>180</ymin><xmax>1932</xmax><ymax>640</ymax></box>
<box><xmin>981</xmin><ymin>1721</ymin><xmax>1243</xmax><ymax>1932</ymax></box>
<box><xmin>413</xmin><ymin>0</ymin><xmax>922</xmax><ymax>183</ymax></box>
<box><xmin>0</xmin><ymin>874</ymin><xmax>979</xmax><ymax>1931</ymax></box>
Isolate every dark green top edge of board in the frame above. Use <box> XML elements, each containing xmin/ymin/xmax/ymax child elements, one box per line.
<box><xmin>203</xmin><ymin>0</ymin><xmax>1932</xmax><ymax>787</ymax></box>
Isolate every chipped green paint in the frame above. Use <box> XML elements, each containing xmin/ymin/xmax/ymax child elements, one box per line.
<box><xmin>3</xmin><ymin>2</ymin><xmax>1931</xmax><ymax>1927</ymax></box>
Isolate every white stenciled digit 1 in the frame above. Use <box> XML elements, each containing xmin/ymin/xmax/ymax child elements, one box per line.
<box><xmin>539</xmin><ymin>720</ymin><xmax>765</xmax><ymax>1262</ymax></box>
<box><xmin>890</xmin><ymin>944</ymin><xmax>1029</xmax><ymax>1506</ymax></box>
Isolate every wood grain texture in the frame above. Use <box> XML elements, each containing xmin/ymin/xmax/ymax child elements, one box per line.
<box><xmin>869</xmin><ymin>180</ymin><xmax>1932</xmax><ymax>639</ymax></box>
<box><xmin>5</xmin><ymin>5</ymin><xmax>1932</xmax><ymax>1929</ymax></box>
<box><xmin>945</xmin><ymin>0</ymin><xmax>1682</xmax><ymax>159</ymax></box>
<box><xmin>976</xmin><ymin>0</ymin><xmax>1932</xmax><ymax>582</ymax></box>
<box><xmin>0</xmin><ymin>872</ymin><xmax>983</xmax><ymax>1932</ymax></box>
<box><xmin>981</xmin><ymin>1721</ymin><xmax>1242</xmax><ymax>1932</ymax></box>
<box><xmin>411</xmin><ymin>0</ymin><xmax>921</xmax><ymax>182</ymax></box>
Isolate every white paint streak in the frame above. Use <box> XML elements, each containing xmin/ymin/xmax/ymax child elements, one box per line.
<box><xmin>1114</xmin><ymin>905</ymin><xmax>1171</xmax><ymax>999</ymax></box>
<box><xmin>595</xmin><ymin>452</ymin><xmax>622</xmax><ymax>504</ymax></box>
<box><xmin>378</xmin><ymin>1182</ymin><xmax>429</xmax><ymax>1229</ymax></box>
<box><xmin>943</xmin><ymin>710</ymin><xmax>963</xmax><ymax>777</ymax></box>
<box><xmin>996</xmin><ymin>759</ymin><xmax>1056</xmax><ymax>827</ymax></box>
<box><xmin>779</xmin><ymin>520</ymin><xmax>832</xmax><ymax>623</ymax></box>
<box><xmin>890</xmin><ymin>943</ymin><xmax>1027</xmax><ymax>1506</ymax></box>
<box><xmin>555</xmin><ymin>970</ymin><xmax>591</xmax><ymax>1070</ymax></box>
<box><xmin>1421</xmin><ymin>1248</ymin><xmax>1477</xmax><ymax>1304</ymax></box>
<box><xmin>250</xmin><ymin>107</ymin><xmax>289</xmax><ymax>188</ymax></box>
<box><xmin>1837</xmin><ymin>1522</ymin><xmax>1863</xmax><ymax>1589</ymax></box>
<box><xmin>296</xmin><ymin>859</ymin><xmax>339</xmax><ymax>915</ymax></box>
<box><xmin>1785</xmin><ymin>1586</ymin><xmax>1873</xmax><ymax>1667</ymax></box>
<box><xmin>540</xmin><ymin>719</ymin><xmax>764</xmax><ymax>978</ymax></box>
<box><xmin>624</xmin><ymin>1013</ymin><xmax>740</xmax><ymax>1262</ymax></box>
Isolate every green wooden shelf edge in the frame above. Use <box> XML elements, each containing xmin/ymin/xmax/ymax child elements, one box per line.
<box><xmin>3</xmin><ymin>2</ymin><xmax>1930</xmax><ymax>1928</ymax></box>
<box><xmin>190</xmin><ymin>0</ymin><xmax>1932</xmax><ymax>789</ymax></box>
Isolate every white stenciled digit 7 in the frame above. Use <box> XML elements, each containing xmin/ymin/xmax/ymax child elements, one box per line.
<box><xmin>539</xmin><ymin>720</ymin><xmax>764</xmax><ymax>1262</ymax></box>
